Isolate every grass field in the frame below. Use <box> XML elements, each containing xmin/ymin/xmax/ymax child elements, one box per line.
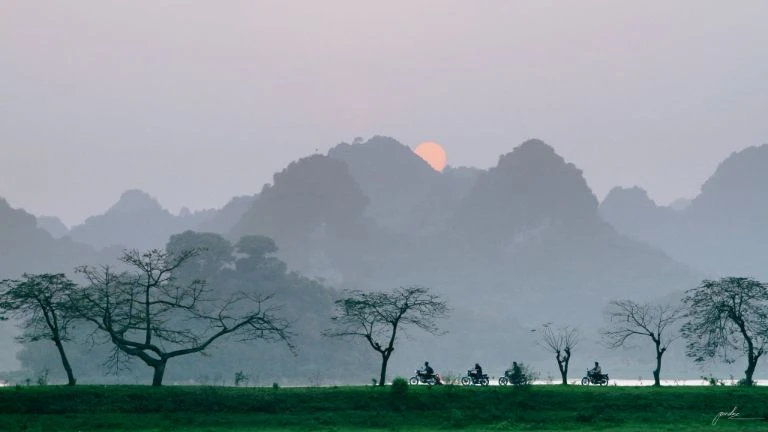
<box><xmin>2</xmin><ymin>384</ymin><xmax>768</xmax><ymax>431</ymax></box>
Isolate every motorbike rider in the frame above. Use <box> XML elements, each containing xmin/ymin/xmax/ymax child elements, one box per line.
<box><xmin>470</xmin><ymin>363</ymin><xmax>483</xmax><ymax>381</ymax></box>
<box><xmin>509</xmin><ymin>361</ymin><xmax>523</xmax><ymax>383</ymax></box>
<box><xmin>589</xmin><ymin>361</ymin><xmax>602</xmax><ymax>378</ymax></box>
<box><xmin>422</xmin><ymin>361</ymin><xmax>435</xmax><ymax>379</ymax></box>
<box><xmin>419</xmin><ymin>361</ymin><xmax>443</xmax><ymax>385</ymax></box>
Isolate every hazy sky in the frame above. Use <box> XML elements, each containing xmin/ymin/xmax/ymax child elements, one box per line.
<box><xmin>2</xmin><ymin>1</ymin><xmax>767</xmax><ymax>226</ymax></box>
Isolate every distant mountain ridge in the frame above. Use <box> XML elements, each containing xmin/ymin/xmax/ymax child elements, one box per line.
<box><xmin>11</xmin><ymin>136</ymin><xmax>767</xmax><ymax>382</ymax></box>
<box><xmin>0</xmin><ymin>198</ymin><xmax>96</xmax><ymax>278</ymax></box>
<box><xmin>231</xmin><ymin>137</ymin><xmax>700</xmax><ymax>331</ymax></box>
<box><xmin>600</xmin><ymin>144</ymin><xmax>768</xmax><ymax>279</ymax></box>
<box><xmin>64</xmin><ymin>189</ymin><xmax>250</xmax><ymax>251</ymax></box>
<box><xmin>67</xmin><ymin>189</ymin><xmax>188</xmax><ymax>250</ymax></box>
<box><xmin>36</xmin><ymin>215</ymin><xmax>69</xmax><ymax>238</ymax></box>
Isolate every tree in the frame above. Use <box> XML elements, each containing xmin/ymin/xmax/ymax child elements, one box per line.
<box><xmin>601</xmin><ymin>300</ymin><xmax>685</xmax><ymax>386</ymax></box>
<box><xmin>0</xmin><ymin>274</ymin><xmax>79</xmax><ymax>385</ymax></box>
<box><xmin>537</xmin><ymin>324</ymin><xmax>579</xmax><ymax>385</ymax></box>
<box><xmin>73</xmin><ymin>248</ymin><xmax>293</xmax><ymax>386</ymax></box>
<box><xmin>324</xmin><ymin>286</ymin><xmax>449</xmax><ymax>386</ymax></box>
<box><xmin>166</xmin><ymin>231</ymin><xmax>234</xmax><ymax>281</ymax></box>
<box><xmin>681</xmin><ymin>277</ymin><xmax>768</xmax><ymax>386</ymax></box>
<box><xmin>234</xmin><ymin>235</ymin><xmax>286</xmax><ymax>276</ymax></box>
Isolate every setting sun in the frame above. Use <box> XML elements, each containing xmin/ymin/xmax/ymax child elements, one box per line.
<box><xmin>414</xmin><ymin>142</ymin><xmax>447</xmax><ymax>172</ymax></box>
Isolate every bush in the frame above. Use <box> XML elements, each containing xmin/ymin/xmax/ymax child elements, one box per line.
<box><xmin>701</xmin><ymin>374</ymin><xmax>724</xmax><ymax>386</ymax></box>
<box><xmin>440</xmin><ymin>371</ymin><xmax>461</xmax><ymax>386</ymax></box>
<box><xmin>36</xmin><ymin>369</ymin><xmax>49</xmax><ymax>387</ymax></box>
<box><xmin>391</xmin><ymin>377</ymin><xmax>408</xmax><ymax>398</ymax></box>
<box><xmin>508</xmin><ymin>362</ymin><xmax>540</xmax><ymax>386</ymax></box>
<box><xmin>234</xmin><ymin>371</ymin><xmax>249</xmax><ymax>387</ymax></box>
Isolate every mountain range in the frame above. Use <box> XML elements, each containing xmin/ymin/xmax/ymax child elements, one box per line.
<box><xmin>1</xmin><ymin>136</ymin><xmax>765</xmax><ymax>382</ymax></box>
<box><xmin>600</xmin><ymin>144</ymin><xmax>768</xmax><ymax>280</ymax></box>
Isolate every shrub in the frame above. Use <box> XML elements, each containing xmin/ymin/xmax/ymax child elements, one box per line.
<box><xmin>234</xmin><ymin>371</ymin><xmax>249</xmax><ymax>387</ymax></box>
<box><xmin>391</xmin><ymin>377</ymin><xmax>408</xmax><ymax>398</ymax></box>
<box><xmin>440</xmin><ymin>371</ymin><xmax>460</xmax><ymax>386</ymax></box>
<box><xmin>512</xmin><ymin>362</ymin><xmax>540</xmax><ymax>386</ymax></box>
<box><xmin>701</xmin><ymin>374</ymin><xmax>724</xmax><ymax>386</ymax></box>
<box><xmin>36</xmin><ymin>369</ymin><xmax>49</xmax><ymax>387</ymax></box>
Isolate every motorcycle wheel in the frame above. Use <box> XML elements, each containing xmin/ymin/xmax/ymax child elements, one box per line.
<box><xmin>581</xmin><ymin>377</ymin><xmax>589</xmax><ymax>385</ymax></box>
<box><xmin>460</xmin><ymin>376</ymin><xmax>471</xmax><ymax>386</ymax></box>
<box><xmin>480</xmin><ymin>377</ymin><xmax>489</xmax><ymax>386</ymax></box>
<box><xmin>409</xmin><ymin>377</ymin><xmax>419</xmax><ymax>385</ymax></box>
<box><xmin>499</xmin><ymin>376</ymin><xmax>509</xmax><ymax>386</ymax></box>
<box><xmin>600</xmin><ymin>376</ymin><xmax>608</xmax><ymax>386</ymax></box>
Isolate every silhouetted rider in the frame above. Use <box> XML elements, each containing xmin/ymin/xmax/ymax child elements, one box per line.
<box><xmin>471</xmin><ymin>363</ymin><xmax>483</xmax><ymax>380</ymax></box>
<box><xmin>510</xmin><ymin>361</ymin><xmax>523</xmax><ymax>383</ymax></box>
<box><xmin>589</xmin><ymin>361</ymin><xmax>602</xmax><ymax>377</ymax></box>
<box><xmin>422</xmin><ymin>361</ymin><xmax>434</xmax><ymax>379</ymax></box>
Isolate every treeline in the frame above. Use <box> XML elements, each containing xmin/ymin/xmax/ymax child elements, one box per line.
<box><xmin>0</xmin><ymin>231</ymin><xmax>448</xmax><ymax>387</ymax></box>
<box><xmin>1</xmin><ymin>231</ymin><xmax>767</xmax><ymax>387</ymax></box>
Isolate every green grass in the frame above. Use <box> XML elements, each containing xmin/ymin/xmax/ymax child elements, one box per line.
<box><xmin>2</xmin><ymin>384</ymin><xmax>768</xmax><ymax>431</ymax></box>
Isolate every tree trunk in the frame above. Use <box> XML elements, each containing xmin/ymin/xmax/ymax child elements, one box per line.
<box><xmin>152</xmin><ymin>360</ymin><xmax>167</xmax><ymax>386</ymax></box>
<box><xmin>745</xmin><ymin>358</ymin><xmax>757</xmax><ymax>387</ymax></box>
<box><xmin>53</xmin><ymin>338</ymin><xmax>76</xmax><ymax>386</ymax></box>
<box><xmin>653</xmin><ymin>346</ymin><xmax>662</xmax><ymax>387</ymax></box>
<box><xmin>557</xmin><ymin>352</ymin><xmax>569</xmax><ymax>385</ymax></box>
<box><xmin>378</xmin><ymin>353</ymin><xmax>390</xmax><ymax>387</ymax></box>
<box><xmin>561</xmin><ymin>360</ymin><xmax>569</xmax><ymax>385</ymax></box>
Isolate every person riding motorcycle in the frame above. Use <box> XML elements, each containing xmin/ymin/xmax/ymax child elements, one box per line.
<box><xmin>589</xmin><ymin>362</ymin><xmax>602</xmax><ymax>378</ymax></box>
<box><xmin>470</xmin><ymin>363</ymin><xmax>483</xmax><ymax>381</ymax></box>
<box><xmin>421</xmin><ymin>361</ymin><xmax>434</xmax><ymax>379</ymax></box>
<box><xmin>418</xmin><ymin>361</ymin><xmax>443</xmax><ymax>385</ymax></box>
<box><xmin>506</xmin><ymin>361</ymin><xmax>524</xmax><ymax>384</ymax></box>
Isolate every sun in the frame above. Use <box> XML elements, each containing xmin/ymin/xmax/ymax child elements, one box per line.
<box><xmin>414</xmin><ymin>142</ymin><xmax>447</xmax><ymax>172</ymax></box>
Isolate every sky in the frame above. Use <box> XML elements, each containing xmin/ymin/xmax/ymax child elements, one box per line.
<box><xmin>2</xmin><ymin>1</ymin><xmax>767</xmax><ymax>227</ymax></box>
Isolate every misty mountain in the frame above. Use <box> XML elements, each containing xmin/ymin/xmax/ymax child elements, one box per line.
<box><xmin>36</xmin><ymin>215</ymin><xmax>69</xmax><ymax>238</ymax></box>
<box><xmin>599</xmin><ymin>186</ymin><xmax>679</xmax><ymax>248</ymax></box>
<box><xmin>328</xmin><ymin>136</ymin><xmax>479</xmax><ymax>236</ymax></box>
<box><xmin>422</xmin><ymin>140</ymin><xmax>698</xmax><ymax>323</ymax></box>
<box><xmin>7</xmin><ymin>138</ymin><xmax>747</xmax><ymax>382</ymax></box>
<box><xmin>230</xmin><ymin>137</ymin><xmax>699</xmax><ymax>338</ymax></box>
<box><xmin>669</xmin><ymin>198</ymin><xmax>691</xmax><ymax>212</ymax></box>
<box><xmin>0</xmin><ymin>199</ymin><xmax>96</xmax><ymax>278</ymax></box>
<box><xmin>230</xmin><ymin>154</ymin><xmax>379</xmax><ymax>287</ymax></box>
<box><xmin>196</xmin><ymin>194</ymin><xmax>257</xmax><ymax>234</ymax></box>
<box><xmin>600</xmin><ymin>144</ymin><xmax>768</xmax><ymax>279</ymax></box>
<box><xmin>67</xmin><ymin>189</ymin><xmax>208</xmax><ymax>251</ymax></box>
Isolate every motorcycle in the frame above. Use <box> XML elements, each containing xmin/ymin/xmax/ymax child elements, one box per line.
<box><xmin>460</xmin><ymin>370</ymin><xmax>489</xmax><ymax>386</ymax></box>
<box><xmin>498</xmin><ymin>369</ymin><xmax>528</xmax><ymax>386</ymax></box>
<box><xmin>409</xmin><ymin>370</ymin><xmax>442</xmax><ymax>385</ymax></box>
<box><xmin>581</xmin><ymin>370</ymin><xmax>609</xmax><ymax>386</ymax></box>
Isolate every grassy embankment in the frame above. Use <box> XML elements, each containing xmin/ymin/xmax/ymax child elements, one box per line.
<box><xmin>1</xmin><ymin>384</ymin><xmax>768</xmax><ymax>431</ymax></box>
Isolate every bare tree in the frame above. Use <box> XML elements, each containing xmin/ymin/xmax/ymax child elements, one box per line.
<box><xmin>682</xmin><ymin>277</ymin><xmax>768</xmax><ymax>386</ymax></box>
<box><xmin>601</xmin><ymin>300</ymin><xmax>685</xmax><ymax>386</ymax></box>
<box><xmin>538</xmin><ymin>324</ymin><xmax>579</xmax><ymax>385</ymax></box>
<box><xmin>323</xmin><ymin>286</ymin><xmax>449</xmax><ymax>386</ymax></box>
<box><xmin>0</xmin><ymin>274</ymin><xmax>79</xmax><ymax>385</ymax></box>
<box><xmin>73</xmin><ymin>248</ymin><xmax>293</xmax><ymax>386</ymax></box>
